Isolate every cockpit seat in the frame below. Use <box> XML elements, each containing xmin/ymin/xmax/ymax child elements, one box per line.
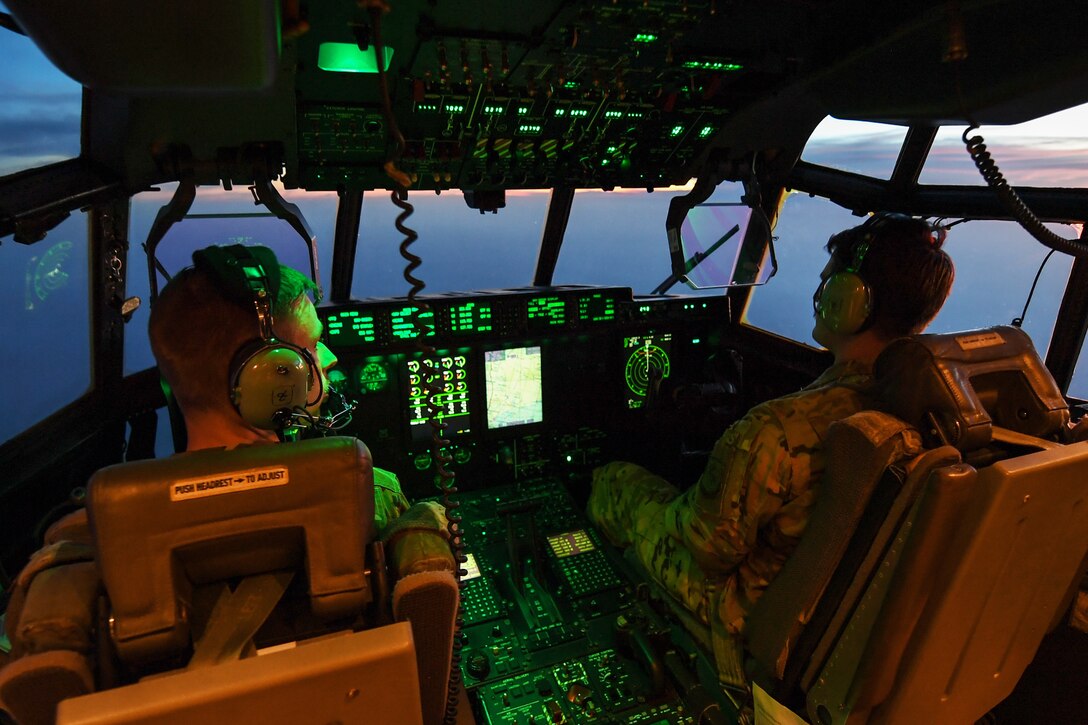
<box><xmin>0</xmin><ymin>437</ymin><xmax>458</xmax><ymax>725</ymax></box>
<box><xmin>873</xmin><ymin>326</ymin><xmax>1070</xmax><ymax>455</ymax></box>
<box><xmin>744</xmin><ymin>326</ymin><xmax>1088</xmax><ymax>724</ymax></box>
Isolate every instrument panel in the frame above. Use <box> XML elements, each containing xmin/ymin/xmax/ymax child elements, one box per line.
<box><xmin>319</xmin><ymin>286</ymin><xmax>729</xmax><ymax>497</ymax></box>
<box><xmin>451</xmin><ymin>478</ymin><xmax>737</xmax><ymax>724</ymax></box>
<box><xmin>320</xmin><ymin>286</ymin><xmax>742</xmax><ymax>722</ymax></box>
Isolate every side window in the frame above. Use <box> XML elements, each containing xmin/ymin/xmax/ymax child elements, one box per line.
<box><xmin>923</xmin><ymin>221</ymin><xmax>1074</xmax><ymax>351</ymax></box>
<box><xmin>1069</xmin><ymin>334</ymin><xmax>1088</xmax><ymax>401</ymax></box>
<box><xmin>0</xmin><ymin>211</ymin><xmax>91</xmax><ymax>443</ymax></box>
<box><xmin>742</xmin><ymin>194</ymin><xmax>859</xmax><ymax>345</ymax></box>
<box><xmin>743</xmin><ymin>194</ymin><xmax>1076</xmax><ymax>354</ymax></box>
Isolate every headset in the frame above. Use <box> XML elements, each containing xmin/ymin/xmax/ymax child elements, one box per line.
<box><xmin>193</xmin><ymin>245</ymin><xmax>319</xmax><ymax>431</ymax></box>
<box><xmin>813</xmin><ymin>213</ymin><xmax>945</xmax><ymax>335</ymax></box>
<box><xmin>813</xmin><ymin>232</ymin><xmax>874</xmax><ymax>335</ymax></box>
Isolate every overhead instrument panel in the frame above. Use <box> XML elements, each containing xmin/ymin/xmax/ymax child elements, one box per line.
<box><xmin>623</xmin><ymin>332</ymin><xmax>673</xmax><ymax>408</ymax></box>
<box><xmin>288</xmin><ymin>0</ymin><xmax>808</xmax><ymax>192</ymax></box>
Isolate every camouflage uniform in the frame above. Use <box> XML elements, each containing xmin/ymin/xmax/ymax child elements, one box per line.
<box><xmin>588</xmin><ymin>359</ymin><xmax>876</xmax><ymax>686</ymax></box>
<box><xmin>374</xmin><ymin>466</ymin><xmax>411</xmax><ymax>534</ymax></box>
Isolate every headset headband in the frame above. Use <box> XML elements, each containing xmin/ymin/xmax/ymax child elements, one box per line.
<box><xmin>192</xmin><ymin>244</ymin><xmax>283</xmax><ymax>339</ymax></box>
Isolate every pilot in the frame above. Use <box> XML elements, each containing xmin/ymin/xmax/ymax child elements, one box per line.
<box><xmin>149</xmin><ymin>244</ymin><xmax>414</xmax><ymax>530</ymax></box>
<box><xmin>588</xmin><ymin>213</ymin><xmax>954</xmax><ymax>685</ymax></box>
<box><xmin>0</xmin><ymin>246</ymin><xmax>449</xmax><ymax>723</ymax></box>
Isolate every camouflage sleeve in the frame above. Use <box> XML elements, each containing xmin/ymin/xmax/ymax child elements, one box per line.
<box><xmin>373</xmin><ymin>466</ymin><xmax>411</xmax><ymax>535</ymax></box>
<box><xmin>663</xmin><ymin>406</ymin><xmax>792</xmax><ymax>575</ymax></box>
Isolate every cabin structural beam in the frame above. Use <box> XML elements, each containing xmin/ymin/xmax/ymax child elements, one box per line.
<box><xmin>0</xmin><ymin>158</ymin><xmax>124</xmax><ymax>243</ymax></box>
<box><xmin>788</xmin><ymin>162</ymin><xmax>1088</xmax><ymax>224</ymax></box>
<box><xmin>1046</xmin><ymin>227</ymin><xmax>1088</xmax><ymax>395</ymax></box>
<box><xmin>533</xmin><ymin>186</ymin><xmax>575</xmax><ymax>287</ymax></box>
<box><xmin>330</xmin><ymin>190</ymin><xmax>364</xmax><ymax>302</ymax></box>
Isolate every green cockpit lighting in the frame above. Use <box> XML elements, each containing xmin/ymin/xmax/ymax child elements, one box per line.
<box><xmin>681</xmin><ymin>60</ymin><xmax>743</xmax><ymax>71</ymax></box>
<box><xmin>325</xmin><ymin>309</ymin><xmax>377</xmax><ymax>345</ymax></box>
<box><xmin>391</xmin><ymin>306</ymin><xmax>435</xmax><ymax>340</ymax></box>
<box><xmin>528</xmin><ymin>296</ymin><xmax>566</xmax><ymax>328</ymax></box>
<box><xmin>449</xmin><ymin>301</ymin><xmax>494</xmax><ymax>334</ymax></box>
<box><xmin>318</xmin><ymin>42</ymin><xmax>395</xmax><ymax>73</ymax></box>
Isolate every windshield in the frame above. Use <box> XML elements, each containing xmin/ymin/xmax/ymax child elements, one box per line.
<box><xmin>352</xmin><ymin>190</ymin><xmax>548</xmax><ymax>298</ymax></box>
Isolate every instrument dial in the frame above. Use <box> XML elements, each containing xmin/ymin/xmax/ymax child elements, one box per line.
<box><xmin>625</xmin><ymin>341</ymin><xmax>671</xmax><ymax>398</ymax></box>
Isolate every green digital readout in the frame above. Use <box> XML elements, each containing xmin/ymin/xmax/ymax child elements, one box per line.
<box><xmin>681</xmin><ymin>60</ymin><xmax>744</xmax><ymax>71</ymax></box>
<box><xmin>391</xmin><ymin>306</ymin><xmax>435</xmax><ymax>340</ymax></box>
<box><xmin>577</xmin><ymin>293</ymin><xmax>616</xmax><ymax>323</ymax></box>
<box><xmin>527</xmin><ymin>296</ymin><xmax>565</xmax><ymax>328</ymax></box>
<box><xmin>407</xmin><ymin>354</ymin><xmax>471</xmax><ymax>441</ymax></box>
<box><xmin>448</xmin><ymin>301</ymin><xmax>494</xmax><ymax>335</ymax></box>
<box><xmin>324</xmin><ymin>309</ymin><xmax>377</xmax><ymax>345</ymax></box>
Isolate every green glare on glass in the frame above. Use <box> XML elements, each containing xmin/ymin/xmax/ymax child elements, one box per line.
<box><xmin>318</xmin><ymin>42</ymin><xmax>395</xmax><ymax>73</ymax></box>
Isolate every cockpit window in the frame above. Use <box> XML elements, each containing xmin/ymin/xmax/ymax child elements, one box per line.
<box><xmin>920</xmin><ymin>102</ymin><xmax>1088</xmax><ymax>187</ymax></box>
<box><xmin>924</xmin><ymin>220</ymin><xmax>1074</xmax><ymax>350</ymax></box>
<box><xmin>554</xmin><ymin>182</ymin><xmax>744</xmax><ymax>295</ymax></box>
<box><xmin>743</xmin><ymin>193</ymin><xmax>1076</xmax><ymax>356</ymax></box>
<box><xmin>351</xmin><ymin>191</ymin><xmax>548</xmax><ymax>298</ymax></box>
<box><xmin>1066</xmin><ymin>318</ymin><xmax>1088</xmax><ymax>400</ymax></box>
<box><xmin>800</xmin><ymin>117</ymin><xmax>908</xmax><ymax>180</ymax></box>
<box><xmin>0</xmin><ymin>1</ymin><xmax>82</xmax><ymax>176</ymax></box>
<box><xmin>742</xmin><ymin>193</ymin><xmax>862</xmax><ymax>344</ymax></box>
<box><xmin>553</xmin><ymin>189</ymin><xmax>679</xmax><ymax>293</ymax></box>
<box><xmin>0</xmin><ymin>210</ymin><xmax>90</xmax><ymax>444</ymax></box>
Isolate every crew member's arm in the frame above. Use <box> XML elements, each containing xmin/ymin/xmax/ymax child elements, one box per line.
<box><xmin>662</xmin><ymin>407</ymin><xmax>793</xmax><ymax>575</ymax></box>
<box><xmin>373</xmin><ymin>467</ymin><xmax>411</xmax><ymax>534</ymax></box>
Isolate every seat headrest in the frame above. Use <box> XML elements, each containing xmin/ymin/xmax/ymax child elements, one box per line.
<box><xmin>875</xmin><ymin>326</ymin><xmax>1068</xmax><ymax>452</ymax></box>
<box><xmin>88</xmin><ymin>436</ymin><xmax>376</xmax><ymax>665</ymax></box>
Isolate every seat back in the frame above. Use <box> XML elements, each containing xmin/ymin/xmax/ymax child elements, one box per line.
<box><xmin>745</xmin><ymin>410</ymin><xmax>949</xmax><ymax>690</ymax></box>
<box><xmin>807</xmin><ymin>441</ymin><xmax>1088</xmax><ymax>725</ymax></box>
<box><xmin>3</xmin><ymin>435</ymin><xmax>461</xmax><ymax>724</ymax></box>
<box><xmin>56</xmin><ymin>622</ymin><xmax>424</xmax><ymax>725</ymax></box>
<box><xmin>87</xmin><ymin>436</ymin><xmax>376</xmax><ymax>666</ymax></box>
<box><xmin>874</xmin><ymin>325</ymin><xmax>1068</xmax><ymax>452</ymax></box>
<box><xmin>747</xmin><ymin>326</ymin><xmax>1086</xmax><ymax>723</ymax></box>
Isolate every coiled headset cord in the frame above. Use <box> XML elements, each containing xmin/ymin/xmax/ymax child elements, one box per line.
<box><xmin>366</xmin><ymin>3</ymin><xmax>467</xmax><ymax>722</ymax></box>
<box><xmin>963</xmin><ymin>127</ymin><xmax>1086</xmax><ymax>257</ymax></box>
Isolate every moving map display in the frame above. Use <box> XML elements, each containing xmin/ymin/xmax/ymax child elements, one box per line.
<box><xmin>485</xmin><ymin>346</ymin><xmax>544</xmax><ymax>429</ymax></box>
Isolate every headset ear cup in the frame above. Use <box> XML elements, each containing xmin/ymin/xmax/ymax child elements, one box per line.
<box><xmin>229</xmin><ymin>341</ymin><xmax>312</xmax><ymax>429</ymax></box>
<box><xmin>817</xmin><ymin>271</ymin><xmax>872</xmax><ymax>335</ymax></box>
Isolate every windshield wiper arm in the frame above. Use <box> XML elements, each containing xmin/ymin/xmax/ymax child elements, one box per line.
<box><xmin>651</xmin><ymin>223</ymin><xmax>739</xmax><ymax>295</ymax></box>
